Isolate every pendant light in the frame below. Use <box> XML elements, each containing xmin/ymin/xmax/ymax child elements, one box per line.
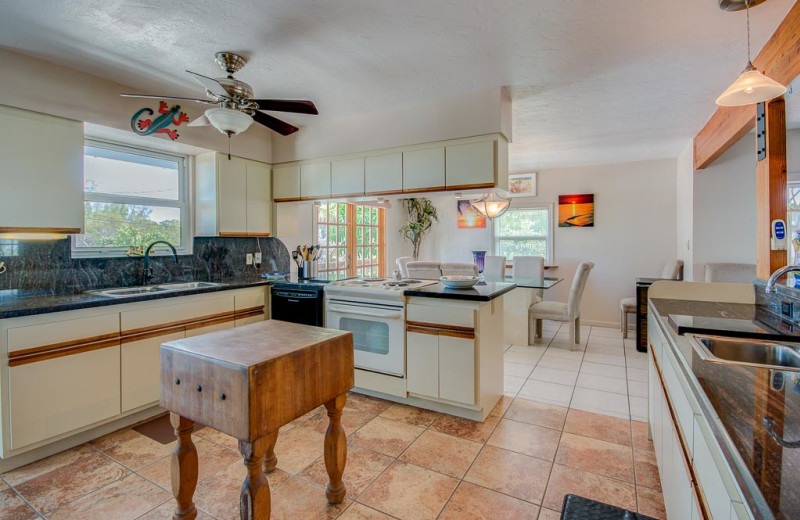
<box><xmin>716</xmin><ymin>0</ymin><xmax>786</xmax><ymax>107</ymax></box>
<box><xmin>470</xmin><ymin>191</ymin><xmax>511</xmax><ymax>219</ymax></box>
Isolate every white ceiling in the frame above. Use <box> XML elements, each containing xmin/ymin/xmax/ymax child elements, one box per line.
<box><xmin>0</xmin><ymin>0</ymin><xmax>795</xmax><ymax>169</ymax></box>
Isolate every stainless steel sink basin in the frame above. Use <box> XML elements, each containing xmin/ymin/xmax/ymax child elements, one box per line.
<box><xmin>691</xmin><ymin>335</ymin><xmax>800</xmax><ymax>371</ymax></box>
<box><xmin>86</xmin><ymin>282</ymin><xmax>225</xmax><ymax>298</ymax></box>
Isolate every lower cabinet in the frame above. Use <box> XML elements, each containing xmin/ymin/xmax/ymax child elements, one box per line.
<box><xmin>407</xmin><ymin>328</ymin><xmax>475</xmax><ymax>405</ymax></box>
<box><xmin>121</xmin><ymin>330</ymin><xmax>185</xmax><ymax>413</ymax></box>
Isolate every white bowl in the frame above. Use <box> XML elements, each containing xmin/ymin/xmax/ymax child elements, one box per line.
<box><xmin>440</xmin><ymin>275</ymin><xmax>479</xmax><ymax>289</ymax></box>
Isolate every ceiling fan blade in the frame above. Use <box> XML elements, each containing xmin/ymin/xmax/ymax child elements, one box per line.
<box><xmin>252</xmin><ymin>111</ymin><xmax>299</xmax><ymax>136</ymax></box>
<box><xmin>120</xmin><ymin>93</ymin><xmax>217</xmax><ymax>105</ymax></box>
<box><xmin>186</xmin><ymin>70</ymin><xmax>229</xmax><ymax>98</ymax></box>
<box><xmin>187</xmin><ymin>114</ymin><xmax>210</xmax><ymax>127</ymax></box>
<box><xmin>253</xmin><ymin>99</ymin><xmax>318</xmax><ymax>115</ymax></box>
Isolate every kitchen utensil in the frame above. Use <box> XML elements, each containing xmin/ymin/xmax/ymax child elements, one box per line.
<box><xmin>440</xmin><ymin>275</ymin><xmax>479</xmax><ymax>289</ymax></box>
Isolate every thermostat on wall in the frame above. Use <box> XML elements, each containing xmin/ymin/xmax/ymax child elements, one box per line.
<box><xmin>772</xmin><ymin>219</ymin><xmax>787</xmax><ymax>250</ymax></box>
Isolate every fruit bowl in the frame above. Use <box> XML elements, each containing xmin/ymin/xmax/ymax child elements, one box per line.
<box><xmin>440</xmin><ymin>275</ymin><xmax>480</xmax><ymax>289</ymax></box>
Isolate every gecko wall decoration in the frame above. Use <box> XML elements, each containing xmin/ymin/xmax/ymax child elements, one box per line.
<box><xmin>130</xmin><ymin>101</ymin><xmax>189</xmax><ymax>140</ymax></box>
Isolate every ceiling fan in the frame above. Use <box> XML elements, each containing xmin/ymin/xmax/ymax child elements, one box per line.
<box><xmin>121</xmin><ymin>52</ymin><xmax>318</xmax><ymax>137</ymax></box>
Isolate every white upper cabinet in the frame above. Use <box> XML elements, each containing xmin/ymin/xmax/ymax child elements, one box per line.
<box><xmin>365</xmin><ymin>153</ymin><xmax>403</xmax><ymax>195</ymax></box>
<box><xmin>446</xmin><ymin>140</ymin><xmax>495</xmax><ymax>189</ymax></box>
<box><xmin>300</xmin><ymin>162</ymin><xmax>332</xmax><ymax>199</ymax></box>
<box><xmin>0</xmin><ymin>105</ymin><xmax>84</xmax><ymax>233</ymax></box>
<box><xmin>273</xmin><ymin>165</ymin><xmax>301</xmax><ymax>201</ymax></box>
<box><xmin>331</xmin><ymin>157</ymin><xmax>365</xmax><ymax>197</ymax></box>
<box><xmin>403</xmin><ymin>147</ymin><xmax>445</xmax><ymax>192</ymax></box>
<box><xmin>195</xmin><ymin>152</ymin><xmax>272</xmax><ymax>236</ymax></box>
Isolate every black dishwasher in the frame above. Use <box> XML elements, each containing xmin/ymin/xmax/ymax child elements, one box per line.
<box><xmin>270</xmin><ymin>282</ymin><xmax>327</xmax><ymax>326</ymax></box>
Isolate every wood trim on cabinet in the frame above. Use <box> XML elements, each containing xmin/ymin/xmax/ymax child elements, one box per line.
<box><xmin>9</xmin><ymin>332</ymin><xmax>120</xmax><ymax>359</ymax></box>
<box><xmin>121</xmin><ymin>324</ymin><xmax>188</xmax><ymax>344</ymax></box>
<box><xmin>406</xmin><ymin>324</ymin><xmax>440</xmax><ymax>336</ymax></box>
<box><xmin>364</xmin><ymin>190</ymin><xmax>403</xmax><ymax>196</ymax></box>
<box><xmin>121</xmin><ymin>310</ymin><xmax>235</xmax><ymax>337</ymax></box>
<box><xmin>274</xmin><ymin>197</ymin><xmax>302</xmax><ymax>203</ymax></box>
<box><xmin>184</xmin><ymin>314</ymin><xmax>237</xmax><ymax>332</ymax></box>
<box><xmin>406</xmin><ymin>324</ymin><xmax>475</xmax><ymax>339</ymax></box>
<box><xmin>406</xmin><ymin>320</ymin><xmax>474</xmax><ymax>334</ymax></box>
<box><xmin>444</xmin><ymin>182</ymin><xmax>495</xmax><ymax>191</ymax></box>
<box><xmin>236</xmin><ymin>306</ymin><xmax>266</xmax><ymax>316</ymax></box>
<box><xmin>402</xmin><ymin>186</ymin><xmax>446</xmax><ymax>193</ymax></box>
<box><xmin>9</xmin><ymin>337</ymin><xmax>120</xmax><ymax>367</ymax></box>
<box><xmin>438</xmin><ymin>329</ymin><xmax>475</xmax><ymax>340</ymax></box>
<box><xmin>0</xmin><ymin>226</ymin><xmax>81</xmax><ymax>234</ymax></box>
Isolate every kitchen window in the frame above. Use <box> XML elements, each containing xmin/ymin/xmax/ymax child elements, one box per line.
<box><xmin>315</xmin><ymin>202</ymin><xmax>386</xmax><ymax>279</ymax></box>
<box><xmin>494</xmin><ymin>205</ymin><xmax>554</xmax><ymax>264</ymax></box>
<box><xmin>72</xmin><ymin>140</ymin><xmax>189</xmax><ymax>257</ymax></box>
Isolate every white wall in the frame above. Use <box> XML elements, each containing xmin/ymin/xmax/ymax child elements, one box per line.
<box><xmin>676</xmin><ymin>140</ymin><xmax>694</xmax><ymax>281</ymax></box>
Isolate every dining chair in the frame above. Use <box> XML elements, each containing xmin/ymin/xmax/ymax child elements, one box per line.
<box><xmin>483</xmin><ymin>256</ymin><xmax>506</xmax><ymax>278</ymax></box>
<box><xmin>406</xmin><ymin>261</ymin><xmax>443</xmax><ymax>280</ymax></box>
<box><xmin>529</xmin><ymin>262</ymin><xmax>594</xmax><ymax>348</ymax></box>
<box><xmin>703</xmin><ymin>263</ymin><xmax>756</xmax><ymax>283</ymax></box>
<box><xmin>620</xmin><ymin>259</ymin><xmax>684</xmax><ymax>338</ymax></box>
<box><xmin>441</xmin><ymin>262</ymin><xmax>479</xmax><ymax>277</ymax></box>
<box><xmin>395</xmin><ymin>256</ymin><xmax>413</xmax><ymax>278</ymax></box>
<box><xmin>513</xmin><ymin>256</ymin><xmax>545</xmax><ymax>302</ymax></box>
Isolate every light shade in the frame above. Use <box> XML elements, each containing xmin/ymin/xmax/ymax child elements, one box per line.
<box><xmin>470</xmin><ymin>192</ymin><xmax>510</xmax><ymax>219</ymax></box>
<box><xmin>716</xmin><ymin>63</ymin><xmax>787</xmax><ymax>106</ymax></box>
<box><xmin>204</xmin><ymin>107</ymin><xmax>253</xmax><ymax>135</ymax></box>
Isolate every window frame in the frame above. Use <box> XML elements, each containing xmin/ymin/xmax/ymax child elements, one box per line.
<box><xmin>72</xmin><ymin>139</ymin><xmax>190</xmax><ymax>259</ymax></box>
<box><xmin>492</xmin><ymin>203</ymin><xmax>555</xmax><ymax>265</ymax></box>
<box><xmin>313</xmin><ymin>202</ymin><xmax>386</xmax><ymax>279</ymax></box>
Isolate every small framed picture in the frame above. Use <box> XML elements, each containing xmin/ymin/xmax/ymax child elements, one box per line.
<box><xmin>508</xmin><ymin>172</ymin><xmax>537</xmax><ymax>197</ymax></box>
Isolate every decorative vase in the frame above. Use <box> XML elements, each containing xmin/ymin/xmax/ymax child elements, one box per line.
<box><xmin>472</xmin><ymin>250</ymin><xmax>486</xmax><ymax>274</ymax></box>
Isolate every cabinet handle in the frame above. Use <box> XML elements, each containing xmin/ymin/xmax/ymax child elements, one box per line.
<box><xmin>764</xmin><ymin>417</ymin><xmax>800</xmax><ymax>448</ymax></box>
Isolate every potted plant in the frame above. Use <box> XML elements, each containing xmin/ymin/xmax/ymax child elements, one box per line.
<box><xmin>400</xmin><ymin>198</ymin><xmax>438</xmax><ymax>260</ymax></box>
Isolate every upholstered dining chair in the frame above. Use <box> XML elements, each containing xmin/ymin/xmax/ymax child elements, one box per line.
<box><xmin>619</xmin><ymin>259</ymin><xmax>684</xmax><ymax>338</ymax></box>
<box><xmin>513</xmin><ymin>256</ymin><xmax>545</xmax><ymax>302</ymax></box>
<box><xmin>483</xmin><ymin>255</ymin><xmax>506</xmax><ymax>279</ymax></box>
<box><xmin>703</xmin><ymin>263</ymin><xmax>756</xmax><ymax>283</ymax></box>
<box><xmin>529</xmin><ymin>262</ymin><xmax>594</xmax><ymax>348</ymax></box>
<box><xmin>441</xmin><ymin>263</ymin><xmax>479</xmax><ymax>277</ymax></box>
<box><xmin>396</xmin><ymin>256</ymin><xmax>413</xmax><ymax>278</ymax></box>
<box><xmin>405</xmin><ymin>261</ymin><xmax>443</xmax><ymax>280</ymax></box>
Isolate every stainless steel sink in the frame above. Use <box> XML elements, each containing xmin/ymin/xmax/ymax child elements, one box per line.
<box><xmin>86</xmin><ymin>282</ymin><xmax>225</xmax><ymax>298</ymax></box>
<box><xmin>691</xmin><ymin>335</ymin><xmax>800</xmax><ymax>371</ymax></box>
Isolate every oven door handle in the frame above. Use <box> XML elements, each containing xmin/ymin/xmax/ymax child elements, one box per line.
<box><xmin>327</xmin><ymin>305</ymin><xmax>403</xmax><ymax>319</ymax></box>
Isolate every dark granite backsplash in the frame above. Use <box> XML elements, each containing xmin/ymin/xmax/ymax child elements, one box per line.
<box><xmin>0</xmin><ymin>236</ymin><xmax>290</xmax><ymax>295</ymax></box>
<box><xmin>755</xmin><ymin>278</ymin><xmax>800</xmax><ymax>324</ymax></box>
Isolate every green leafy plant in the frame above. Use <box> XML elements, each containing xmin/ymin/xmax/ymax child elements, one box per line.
<box><xmin>399</xmin><ymin>198</ymin><xmax>438</xmax><ymax>260</ymax></box>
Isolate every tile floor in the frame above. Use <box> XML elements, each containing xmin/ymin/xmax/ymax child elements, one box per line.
<box><xmin>0</xmin><ymin>325</ymin><xmax>662</xmax><ymax>520</ymax></box>
<box><xmin>504</xmin><ymin>322</ymin><xmax>649</xmax><ymax>422</ymax></box>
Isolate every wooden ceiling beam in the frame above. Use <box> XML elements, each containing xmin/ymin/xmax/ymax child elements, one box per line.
<box><xmin>693</xmin><ymin>1</ymin><xmax>800</xmax><ymax>170</ymax></box>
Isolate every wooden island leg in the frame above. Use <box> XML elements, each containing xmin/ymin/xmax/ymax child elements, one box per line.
<box><xmin>262</xmin><ymin>430</ymin><xmax>279</xmax><ymax>473</ymax></box>
<box><xmin>323</xmin><ymin>394</ymin><xmax>347</xmax><ymax>504</ymax></box>
<box><xmin>169</xmin><ymin>413</ymin><xmax>198</xmax><ymax>520</ymax></box>
<box><xmin>239</xmin><ymin>436</ymin><xmax>271</xmax><ymax>520</ymax></box>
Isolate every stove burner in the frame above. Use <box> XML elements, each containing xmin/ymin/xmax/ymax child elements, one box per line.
<box><xmin>384</xmin><ymin>280</ymin><xmax>422</xmax><ymax>287</ymax></box>
<box><xmin>361</xmin><ymin>277</ymin><xmax>386</xmax><ymax>282</ymax></box>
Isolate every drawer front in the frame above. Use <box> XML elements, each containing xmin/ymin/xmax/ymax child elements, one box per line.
<box><xmin>693</xmin><ymin>416</ymin><xmax>736</xmax><ymax>520</ymax></box>
<box><xmin>121</xmin><ymin>294</ymin><xmax>234</xmax><ymax>332</ymax></box>
<box><xmin>10</xmin><ymin>344</ymin><xmax>121</xmax><ymax>450</ymax></box>
<box><xmin>8</xmin><ymin>312</ymin><xmax>119</xmax><ymax>353</ymax></box>
<box><xmin>407</xmin><ymin>304</ymin><xmax>474</xmax><ymax>330</ymax></box>
<box><xmin>661</xmin><ymin>349</ymin><xmax>694</xmax><ymax>451</ymax></box>
<box><xmin>234</xmin><ymin>288</ymin><xmax>266</xmax><ymax>312</ymax></box>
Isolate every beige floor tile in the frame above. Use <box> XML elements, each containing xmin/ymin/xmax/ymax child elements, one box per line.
<box><xmin>48</xmin><ymin>473</ymin><xmax>169</xmax><ymax>520</ymax></box>
<box><xmin>542</xmin><ymin>348</ymin><xmax>584</xmax><ymax>361</ymax></box>
<box><xmin>583</xmin><ymin>352</ymin><xmax>626</xmax><ymax>367</ymax></box>
<box><xmin>194</xmin><ymin>461</ymin><xmax>290</xmax><ymax>520</ymax></box>
<box><xmin>300</xmin><ymin>404</ymin><xmax>380</xmax><ymax>435</ymax></box>
<box><xmin>89</xmin><ymin>428</ymin><xmax>143</xmax><ymax>452</ymax></box>
<box><xmin>576</xmin><ymin>373</ymin><xmax>629</xmax><ymax>395</ymax></box>
<box><xmin>400</xmin><ymin>430</ymin><xmax>482</xmax><ymax>478</ymax></box>
<box><xmin>358</xmin><ymin>461</ymin><xmax>458</xmax><ymax>520</ymax></box>
<box><xmin>271</xmin><ymin>476</ymin><xmax>351</xmax><ymax>520</ymax></box>
<box><xmin>626</xmin><ymin>355</ymin><xmax>649</xmax><ymax>369</ymax></box>
<box><xmin>629</xmin><ymin>396</ymin><xmax>648</xmax><ymax>421</ymax></box>
<box><xmin>628</xmin><ymin>380</ymin><xmax>648</xmax><ymax>398</ymax></box>
<box><xmin>430</xmin><ymin>413</ymin><xmax>500</xmax><ymax>444</ymax></box>
<box><xmin>542</xmin><ymin>464</ymin><xmax>637</xmax><ymax>512</ymax></box>
<box><xmin>588</xmin><ymin>327</ymin><xmax>623</xmax><ymax>339</ymax></box>
<box><xmin>517</xmin><ymin>379</ymin><xmax>574</xmax><ymax>407</ymax></box>
<box><xmin>537</xmin><ymin>508</ymin><xmax>562</xmax><ymax>520</ymax></box>
<box><xmin>632</xmin><ymin>421</ymin><xmax>654</xmax><ymax>453</ymax></box>
<box><xmin>349</xmin><ymin>417</ymin><xmax>424</xmax><ymax>458</ymax></box>
<box><xmin>137</xmin><ymin>439</ymin><xmax>240</xmax><ymax>490</ymax></box>
<box><xmin>637</xmin><ymin>485</ymin><xmax>666</xmax><ymax>519</ymax></box>
<box><xmin>193</xmin><ymin>428</ymin><xmax>239</xmax><ymax>451</ymax></box>
<box><xmin>104</xmin><ymin>435</ymin><xmax>176</xmax><ymax>471</ymax></box>
<box><xmin>587</xmin><ymin>335</ymin><xmax>625</xmax><ymax>347</ymax></box>
<box><xmin>505</xmin><ymin>399</ymin><xmax>568</xmax><ymax>430</ymax></box>
<box><xmin>0</xmin><ymin>485</ymin><xmax>38</xmax><ymax>520</ymax></box>
<box><xmin>2</xmin><ymin>444</ymin><xmax>96</xmax><ymax>487</ymax></box>
<box><xmin>439</xmin><ymin>481</ymin><xmax>540</xmax><ymax>520</ymax></box>
<box><xmin>464</xmin><ymin>445</ymin><xmax>551</xmax><ymax>504</ymax></box>
<box><xmin>134</xmin><ymin>499</ymin><xmax>216</xmax><ymax>520</ymax></box>
<box><xmin>274</xmin><ymin>426</ymin><xmax>326</xmax><ymax>474</ymax></box>
<box><xmin>379</xmin><ymin>403</ymin><xmax>441</xmax><ymax>427</ymax></box>
<box><xmin>347</xmin><ymin>393</ymin><xmax>395</xmax><ymax>416</ymax></box>
<box><xmin>487</xmin><ymin>419</ymin><xmax>561</xmax><ymax>461</ymax></box>
<box><xmin>299</xmin><ymin>445</ymin><xmax>393</xmax><ymax>500</ymax></box>
<box><xmin>504</xmin><ymin>375</ymin><xmax>526</xmax><ymax>395</ymax></box>
<box><xmin>563</xmin><ymin>408</ymin><xmax>632</xmax><ymax>446</ymax></box>
<box><xmin>554</xmin><ymin>433</ymin><xmax>634</xmax><ymax>483</ymax></box>
<box><xmin>530</xmin><ymin>366</ymin><xmax>578</xmax><ymax>386</ymax></box>
<box><xmin>339</xmin><ymin>502</ymin><xmax>395</xmax><ymax>519</ymax></box>
<box><xmin>634</xmin><ymin>449</ymin><xmax>661</xmax><ymax>490</ymax></box>
<box><xmin>535</xmin><ymin>356</ymin><xmax>582</xmax><ymax>373</ymax></box>
<box><xmin>571</xmin><ymin>387</ymin><xmax>630</xmax><ymax>418</ymax></box>
<box><xmin>579</xmin><ymin>361</ymin><xmax>627</xmax><ymax>380</ymax></box>
<box><xmin>505</xmin><ymin>362</ymin><xmax>534</xmax><ymax>378</ymax></box>
<box><xmin>627</xmin><ymin>367</ymin><xmax>649</xmax><ymax>383</ymax></box>
<box><xmin>585</xmin><ymin>345</ymin><xmax>625</xmax><ymax>357</ymax></box>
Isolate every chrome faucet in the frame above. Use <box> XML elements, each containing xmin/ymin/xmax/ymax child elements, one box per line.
<box><xmin>765</xmin><ymin>265</ymin><xmax>800</xmax><ymax>293</ymax></box>
<box><xmin>142</xmin><ymin>240</ymin><xmax>178</xmax><ymax>285</ymax></box>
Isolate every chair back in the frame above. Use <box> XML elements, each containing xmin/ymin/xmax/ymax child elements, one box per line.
<box><xmin>567</xmin><ymin>262</ymin><xmax>595</xmax><ymax>318</ymax></box>
<box><xmin>441</xmin><ymin>262</ymin><xmax>479</xmax><ymax>277</ymax></box>
<box><xmin>483</xmin><ymin>256</ymin><xmax>506</xmax><ymax>278</ymax></box>
<box><xmin>703</xmin><ymin>263</ymin><xmax>756</xmax><ymax>283</ymax></box>
<box><xmin>396</xmin><ymin>256</ymin><xmax>413</xmax><ymax>278</ymax></box>
<box><xmin>660</xmin><ymin>259</ymin><xmax>684</xmax><ymax>280</ymax></box>
<box><xmin>514</xmin><ymin>256</ymin><xmax>545</xmax><ymax>299</ymax></box>
<box><xmin>406</xmin><ymin>261</ymin><xmax>443</xmax><ymax>280</ymax></box>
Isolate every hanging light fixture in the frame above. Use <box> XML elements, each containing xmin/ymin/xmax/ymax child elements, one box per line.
<box><xmin>716</xmin><ymin>0</ymin><xmax>786</xmax><ymax>107</ymax></box>
<box><xmin>204</xmin><ymin>107</ymin><xmax>254</xmax><ymax>135</ymax></box>
<box><xmin>470</xmin><ymin>191</ymin><xmax>511</xmax><ymax>219</ymax></box>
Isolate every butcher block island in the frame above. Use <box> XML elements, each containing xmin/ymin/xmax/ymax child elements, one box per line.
<box><xmin>160</xmin><ymin>320</ymin><xmax>354</xmax><ymax>520</ymax></box>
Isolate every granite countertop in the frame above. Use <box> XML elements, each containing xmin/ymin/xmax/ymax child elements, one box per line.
<box><xmin>404</xmin><ymin>281</ymin><xmax>517</xmax><ymax>301</ymax></box>
<box><xmin>0</xmin><ymin>280</ymin><xmax>270</xmax><ymax>319</ymax></box>
<box><xmin>650</xmin><ymin>298</ymin><xmax>800</xmax><ymax>520</ymax></box>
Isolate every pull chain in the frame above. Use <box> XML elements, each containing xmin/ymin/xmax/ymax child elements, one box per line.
<box><xmin>745</xmin><ymin>0</ymin><xmax>751</xmax><ymax>64</ymax></box>
<box><xmin>227</xmin><ymin>131</ymin><xmax>232</xmax><ymax>160</ymax></box>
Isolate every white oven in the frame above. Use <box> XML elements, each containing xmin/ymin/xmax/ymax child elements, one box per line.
<box><xmin>326</xmin><ymin>298</ymin><xmax>405</xmax><ymax>377</ymax></box>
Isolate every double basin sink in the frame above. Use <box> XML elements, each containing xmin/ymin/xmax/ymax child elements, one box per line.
<box><xmin>86</xmin><ymin>282</ymin><xmax>225</xmax><ymax>298</ymax></box>
<box><xmin>690</xmin><ymin>335</ymin><xmax>800</xmax><ymax>372</ymax></box>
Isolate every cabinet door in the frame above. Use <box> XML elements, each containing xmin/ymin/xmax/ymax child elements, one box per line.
<box><xmin>365</xmin><ymin>153</ymin><xmax>402</xmax><ymax>194</ymax></box>
<box><xmin>445</xmin><ymin>140</ymin><xmax>495</xmax><ymax>189</ymax></box>
<box><xmin>217</xmin><ymin>156</ymin><xmax>248</xmax><ymax>234</ymax></box>
<box><xmin>438</xmin><ymin>334</ymin><xmax>475</xmax><ymax>404</ymax></box>
<box><xmin>10</xmin><ymin>345</ymin><xmax>121</xmax><ymax>450</ymax></box>
<box><xmin>246</xmin><ymin>161</ymin><xmax>271</xmax><ymax>235</ymax></box>
<box><xmin>331</xmin><ymin>157</ymin><xmax>365</xmax><ymax>197</ymax></box>
<box><xmin>663</xmin><ymin>422</ymin><xmax>693</xmax><ymax>520</ymax></box>
<box><xmin>693</xmin><ymin>417</ymin><xmax>734</xmax><ymax>520</ymax></box>
<box><xmin>407</xmin><ymin>331</ymin><xmax>439</xmax><ymax>398</ymax></box>
<box><xmin>403</xmin><ymin>147</ymin><xmax>445</xmax><ymax>192</ymax></box>
<box><xmin>300</xmin><ymin>162</ymin><xmax>332</xmax><ymax>200</ymax></box>
<box><xmin>121</xmin><ymin>330</ymin><xmax>185</xmax><ymax>412</ymax></box>
<box><xmin>273</xmin><ymin>165</ymin><xmax>301</xmax><ymax>201</ymax></box>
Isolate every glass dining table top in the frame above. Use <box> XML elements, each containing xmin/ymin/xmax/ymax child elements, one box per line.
<box><xmin>480</xmin><ymin>275</ymin><xmax>564</xmax><ymax>289</ymax></box>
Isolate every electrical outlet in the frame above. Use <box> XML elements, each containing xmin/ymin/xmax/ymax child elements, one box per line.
<box><xmin>254</xmin><ymin>252</ymin><xmax>262</xmax><ymax>265</ymax></box>
<box><xmin>782</xmin><ymin>301</ymin><xmax>794</xmax><ymax>319</ymax></box>
<box><xmin>246</xmin><ymin>253</ymin><xmax>254</xmax><ymax>266</ymax></box>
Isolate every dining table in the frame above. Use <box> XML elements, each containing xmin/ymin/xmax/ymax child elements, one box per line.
<box><xmin>481</xmin><ymin>275</ymin><xmax>564</xmax><ymax>346</ymax></box>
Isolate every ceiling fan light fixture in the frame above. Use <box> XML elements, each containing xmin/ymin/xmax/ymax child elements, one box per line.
<box><xmin>204</xmin><ymin>107</ymin><xmax>253</xmax><ymax>135</ymax></box>
<box><xmin>716</xmin><ymin>62</ymin><xmax>787</xmax><ymax>106</ymax></box>
<box><xmin>470</xmin><ymin>192</ymin><xmax>511</xmax><ymax>219</ymax></box>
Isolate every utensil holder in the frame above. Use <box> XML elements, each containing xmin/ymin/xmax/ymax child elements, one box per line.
<box><xmin>299</xmin><ymin>260</ymin><xmax>316</xmax><ymax>279</ymax></box>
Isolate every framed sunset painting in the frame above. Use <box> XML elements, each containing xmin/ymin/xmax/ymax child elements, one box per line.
<box><xmin>457</xmin><ymin>200</ymin><xmax>486</xmax><ymax>228</ymax></box>
<box><xmin>558</xmin><ymin>194</ymin><xmax>594</xmax><ymax>227</ymax></box>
